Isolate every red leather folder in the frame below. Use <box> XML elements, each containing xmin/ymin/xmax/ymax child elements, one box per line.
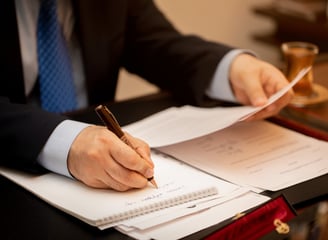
<box><xmin>204</xmin><ymin>195</ymin><xmax>296</xmax><ymax>240</ymax></box>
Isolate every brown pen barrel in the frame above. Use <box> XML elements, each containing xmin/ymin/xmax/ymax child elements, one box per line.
<box><xmin>95</xmin><ymin>105</ymin><xmax>158</xmax><ymax>188</ymax></box>
<box><xmin>95</xmin><ymin>105</ymin><xmax>125</xmax><ymax>138</ymax></box>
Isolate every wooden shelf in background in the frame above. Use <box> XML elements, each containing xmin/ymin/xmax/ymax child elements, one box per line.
<box><xmin>252</xmin><ymin>5</ymin><xmax>328</xmax><ymax>52</ymax></box>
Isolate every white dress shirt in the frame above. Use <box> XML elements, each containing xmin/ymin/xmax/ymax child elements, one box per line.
<box><xmin>16</xmin><ymin>0</ymin><xmax>245</xmax><ymax>177</ymax></box>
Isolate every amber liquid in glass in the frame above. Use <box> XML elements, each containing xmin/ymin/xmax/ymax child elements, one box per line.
<box><xmin>284</xmin><ymin>47</ymin><xmax>316</xmax><ymax>97</ymax></box>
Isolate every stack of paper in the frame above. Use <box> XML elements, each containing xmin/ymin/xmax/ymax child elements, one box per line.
<box><xmin>1</xmin><ymin>67</ymin><xmax>322</xmax><ymax>239</ymax></box>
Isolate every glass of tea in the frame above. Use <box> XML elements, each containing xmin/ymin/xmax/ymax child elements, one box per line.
<box><xmin>282</xmin><ymin>42</ymin><xmax>318</xmax><ymax>96</ymax></box>
<box><xmin>280</xmin><ymin>42</ymin><xmax>328</xmax><ymax>106</ymax></box>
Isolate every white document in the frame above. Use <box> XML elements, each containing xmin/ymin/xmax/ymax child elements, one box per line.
<box><xmin>122</xmin><ymin>67</ymin><xmax>328</xmax><ymax>191</ymax></box>
<box><xmin>116</xmin><ymin>187</ymin><xmax>248</xmax><ymax>230</ymax></box>
<box><xmin>115</xmin><ymin>191</ymin><xmax>270</xmax><ymax>240</ymax></box>
<box><xmin>0</xmin><ymin>67</ymin><xmax>312</xmax><ymax>239</ymax></box>
<box><xmin>159</xmin><ymin>120</ymin><xmax>328</xmax><ymax>191</ymax></box>
<box><xmin>124</xmin><ymin>67</ymin><xmax>310</xmax><ymax>147</ymax></box>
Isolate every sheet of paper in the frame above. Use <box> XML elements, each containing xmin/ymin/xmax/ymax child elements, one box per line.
<box><xmin>122</xmin><ymin>67</ymin><xmax>327</xmax><ymax>191</ymax></box>
<box><xmin>159</xmin><ymin>120</ymin><xmax>328</xmax><ymax>191</ymax></box>
<box><xmin>124</xmin><ymin>105</ymin><xmax>255</xmax><ymax>147</ymax></box>
<box><xmin>117</xmin><ymin>187</ymin><xmax>248</xmax><ymax>230</ymax></box>
<box><xmin>115</xmin><ymin>191</ymin><xmax>270</xmax><ymax>240</ymax></box>
<box><xmin>124</xmin><ymin>67</ymin><xmax>310</xmax><ymax>147</ymax></box>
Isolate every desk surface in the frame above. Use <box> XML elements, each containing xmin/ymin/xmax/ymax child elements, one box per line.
<box><xmin>1</xmin><ymin>92</ymin><xmax>328</xmax><ymax>240</ymax></box>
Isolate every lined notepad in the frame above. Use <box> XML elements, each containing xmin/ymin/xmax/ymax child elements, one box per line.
<box><xmin>0</xmin><ymin>152</ymin><xmax>228</xmax><ymax>228</ymax></box>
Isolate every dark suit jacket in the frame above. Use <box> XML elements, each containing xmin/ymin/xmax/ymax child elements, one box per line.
<box><xmin>0</xmin><ymin>0</ymin><xmax>233</xmax><ymax>171</ymax></box>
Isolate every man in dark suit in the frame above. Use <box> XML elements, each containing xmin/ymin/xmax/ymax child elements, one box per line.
<box><xmin>0</xmin><ymin>0</ymin><xmax>292</xmax><ymax>191</ymax></box>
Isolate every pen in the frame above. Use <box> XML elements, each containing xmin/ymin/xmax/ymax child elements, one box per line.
<box><xmin>95</xmin><ymin>104</ymin><xmax>158</xmax><ymax>188</ymax></box>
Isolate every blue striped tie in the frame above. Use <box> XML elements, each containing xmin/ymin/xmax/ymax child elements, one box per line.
<box><xmin>37</xmin><ymin>0</ymin><xmax>77</xmax><ymax>113</ymax></box>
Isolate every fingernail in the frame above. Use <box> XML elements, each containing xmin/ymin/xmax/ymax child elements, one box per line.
<box><xmin>145</xmin><ymin>168</ymin><xmax>154</xmax><ymax>178</ymax></box>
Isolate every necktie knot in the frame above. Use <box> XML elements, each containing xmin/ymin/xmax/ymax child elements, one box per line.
<box><xmin>37</xmin><ymin>0</ymin><xmax>77</xmax><ymax>113</ymax></box>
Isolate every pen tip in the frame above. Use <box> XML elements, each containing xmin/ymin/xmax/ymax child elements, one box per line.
<box><xmin>148</xmin><ymin>177</ymin><xmax>158</xmax><ymax>188</ymax></box>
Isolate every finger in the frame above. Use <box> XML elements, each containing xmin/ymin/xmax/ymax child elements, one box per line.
<box><xmin>246</xmin><ymin>93</ymin><xmax>292</xmax><ymax>121</ymax></box>
<box><xmin>230</xmin><ymin>54</ymin><xmax>269</xmax><ymax>106</ymax></box>
<box><xmin>243</xmin><ymin>79</ymin><xmax>269</xmax><ymax>107</ymax></box>
<box><xmin>99</xmin><ymin>172</ymin><xmax>132</xmax><ymax>191</ymax></box>
<box><xmin>110</xmin><ymin>140</ymin><xmax>154</xmax><ymax>179</ymax></box>
<box><xmin>103</xmin><ymin>154</ymin><xmax>150</xmax><ymax>189</ymax></box>
<box><xmin>125</xmin><ymin>132</ymin><xmax>154</xmax><ymax>167</ymax></box>
<box><xmin>105</xmin><ymin>169</ymin><xmax>149</xmax><ymax>190</ymax></box>
<box><xmin>81</xmin><ymin>174</ymin><xmax>131</xmax><ymax>191</ymax></box>
<box><xmin>74</xmin><ymin>148</ymin><xmax>149</xmax><ymax>190</ymax></box>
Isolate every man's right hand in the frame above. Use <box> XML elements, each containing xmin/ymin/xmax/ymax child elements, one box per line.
<box><xmin>67</xmin><ymin>126</ymin><xmax>154</xmax><ymax>191</ymax></box>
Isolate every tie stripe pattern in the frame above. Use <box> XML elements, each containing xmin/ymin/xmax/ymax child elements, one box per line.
<box><xmin>37</xmin><ymin>0</ymin><xmax>77</xmax><ymax>113</ymax></box>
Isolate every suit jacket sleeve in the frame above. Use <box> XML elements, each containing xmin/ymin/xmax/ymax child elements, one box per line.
<box><xmin>0</xmin><ymin>97</ymin><xmax>67</xmax><ymax>173</ymax></box>
<box><xmin>0</xmin><ymin>0</ymin><xmax>234</xmax><ymax>173</ymax></box>
<box><xmin>122</xmin><ymin>0</ymin><xmax>234</xmax><ymax>105</ymax></box>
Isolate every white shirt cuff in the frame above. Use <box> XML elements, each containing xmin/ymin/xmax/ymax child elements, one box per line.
<box><xmin>206</xmin><ymin>49</ymin><xmax>255</xmax><ymax>103</ymax></box>
<box><xmin>37</xmin><ymin>120</ymin><xmax>91</xmax><ymax>178</ymax></box>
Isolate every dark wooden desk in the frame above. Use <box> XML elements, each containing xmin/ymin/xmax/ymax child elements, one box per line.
<box><xmin>1</xmin><ymin>91</ymin><xmax>327</xmax><ymax>239</ymax></box>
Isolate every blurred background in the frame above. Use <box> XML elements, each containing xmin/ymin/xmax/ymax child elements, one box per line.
<box><xmin>115</xmin><ymin>0</ymin><xmax>328</xmax><ymax>101</ymax></box>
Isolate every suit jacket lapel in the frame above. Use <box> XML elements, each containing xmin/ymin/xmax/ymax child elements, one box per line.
<box><xmin>72</xmin><ymin>0</ymin><xmax>127</xmax><ymax>104</ymax></box>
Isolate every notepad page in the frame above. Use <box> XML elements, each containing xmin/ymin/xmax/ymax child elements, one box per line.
<box><xmin>0</xmin><ymin>152</ymin><xmax>239</xmax><ymax>227</ymax></box>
